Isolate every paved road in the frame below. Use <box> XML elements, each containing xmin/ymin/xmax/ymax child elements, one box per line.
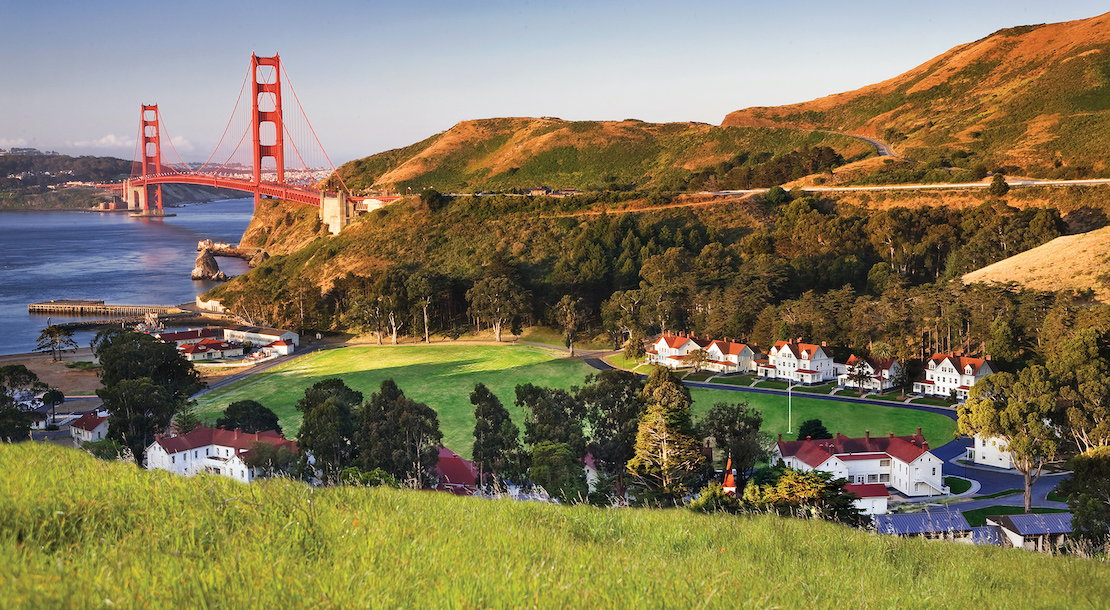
<box><xmin>707</xmin><ymin>177</ymin><xmax>1110</xmax><ymax>198</ymax></box>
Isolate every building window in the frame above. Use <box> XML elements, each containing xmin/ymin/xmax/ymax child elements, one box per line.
<box><xmin>171</xmin><ymin>456</ymin><xmax>175</xmax><ymax>464</ymax></box>
<box><xmin>880</xmin><ymin>474</ymin><xmax>889</xmax><ymax>483</ymax></box>
<box><xmin>868</xmin><ymin>474</ymin><xmax>878</xmax><ymax>483</ymax></box>
<box><xmin>932</xmin><ymin>467</ymin><xmax>936</xmax><ymax>476</ymax></box>
<box><xmin>880</xmin><ymin>459</ymin><xmax>890</xmax><ymax>467</ymax></box>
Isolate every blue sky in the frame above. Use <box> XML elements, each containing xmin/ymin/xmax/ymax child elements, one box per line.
<box><xmin>1</xmin><ymin>1</ymin><xmax>1107</xmax><ymax>164</ymax></box>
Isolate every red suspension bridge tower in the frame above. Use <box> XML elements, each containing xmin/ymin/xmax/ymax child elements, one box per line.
<box><xmin>105</xmin><ymin>53</ymin><xmax>399</xmax><ymax>229</ymax></box>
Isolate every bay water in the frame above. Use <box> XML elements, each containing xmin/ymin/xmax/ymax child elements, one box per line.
<box><xmin>0</xmin><ymin>198</ymin><xmax>256</xmax><ymax>355</ymax></box>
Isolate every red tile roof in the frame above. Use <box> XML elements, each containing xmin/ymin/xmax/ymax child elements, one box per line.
<box><xmin>846</xmin><ymin>355</ymin><xmax>897</xmax><ymax>372</ymax></box>
<box><xmin>155</xmin><ymin>426</ymin><xmax>296</xmax><ymax>455</ymax></box>
<box><xmin>156</xmin><ymin>328</ymin><xmax>219</xmax><ymax>343</ymax></box>
<box><xmin>928</xmin><ymin>353</ymin><xmax>991</xmax><ymax>376</ymax></box>
<box><xmin>845</xmin><ymin>483</ymin><xmax>890</xmax><ymax>498</ymax></box>
<box><xmin>657</xmin><ymin>334</ymin><xmax>710</xmax><ymax>350</ymax></box>
<box><xmin>707</xmin><ymin>339</ymin><xmax>750</xmax><ymax>356</ymax></box>
<box><xmin>179</xmin><ymin>339</ymin><xmax>241</xmax><ymax>355</ymax></box>
<box><xmin>777</xmin><ymin>431</ymin><xmax>930</xmax><ymax>468</ymax></box>
<box><xmin>435</xmin><ymin>447</ymin><xmax>477</xmax><ymax>494</ymax></box>
<box><xmin>773</xmin><ymin>340</ymin><xmax>833</xmax><ymax>361</ymax></box>
<box><xmin>71</xmin><ymin>412</ymin><xmax>107</xmax><ymax>432</ymax></box>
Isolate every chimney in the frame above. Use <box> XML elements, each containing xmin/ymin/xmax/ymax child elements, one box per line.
<box><xmin>806</xmin><ymin>436</ymin><xmax>812</xmax><ymax>441</ymax></box>
<box><xmin>911</xmin><ymin>439</ymin><xmax>917</xmax><ymax>446</ymax></box>
<box><xmin>917</xmin><ymin>427</ymin><xmax>922</xmax><ymax>436</ymax></box>
<box><xmin>985</xmin><ymin>355</ymin><xmax>992</xmax><ymax>361</ymax></box>
<box><xmin>778</xmin><ymin>433</ymin><xmax>782</xmax><ymax>441</ymax></box>
<box><xmin>923</xmin><ymin>441</ymin><xmax>929</xmax><ymax>450</ymax></box>
<box><xmin>889</xmin><ymin>432</ymin><xmax>894</xmax><ymax>439</ymax></box>
<box><xmin>235</xmin><ymin>427</ymin><xmax>241</xmax><ymax>439</ymax></box>
<box><xmin>865</xmin><ymin>430</ymin><xmax>870</xmax><ymax>441</ymax></box>
<box><xmin>821</xmin><ymin>341</ymin><xmax>827</xmax><ymax>347</ymax></box>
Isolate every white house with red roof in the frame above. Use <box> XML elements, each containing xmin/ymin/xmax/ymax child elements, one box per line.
<box><xmin>757</xmin><ymin>338</ymin><xmax>838</xmax><ymax>384</ymax></box>
<box><xmin>703</xmin><ymin>339</ymin><xmax>759</xmax><ymax>373</ymax></box>
<box><xmin>144</xmin><ymin>426</ymin><xmax>297</xmax><ymax>483</ymax></box>
<box><xmin>837</xmin><ymin>355</ymin><xmax>902</xmax><ymax>392</ymax></box>
<box><xmin>772</xmin><ymin>428</ymin><xmax>947</xmax><ymax>498</ymax></box>
<box><xmin>178</xmin><ymin>338</ymin><xmax>245</xmax><ymax>361</ymax></box>
<box><xmin>912</xmin><ymin>353</ymin><xmax>995</xmax><ymax>402</ymax></box>
<box><xmin>646</xmin><ymin>333</ymin><xmax>709</xmax><ymax>369</ymax></box>
<box><xmin>844</xmin><ymin>483</ymin><xmax>890</xmax><ymax>515</ymax></box>
<box><xmin>70</xmin><ymin>412</ymin><xmax>109</xmax><ymax>446</ymax></box>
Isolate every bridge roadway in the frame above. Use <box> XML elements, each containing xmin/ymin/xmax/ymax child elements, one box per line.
<box><xmin>122</xmin><ymin>174</ymin><xmax>328</xmax><ymax>206</ymax></box>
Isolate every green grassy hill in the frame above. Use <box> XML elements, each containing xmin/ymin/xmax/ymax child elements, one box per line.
<box><xmin>328</xmin><ymin>117</ymin><xmax>872</xmax><ymax>193</ymax></box>
<box><xmin>723</xmin><ymin>12</ymin><xmax>1110</xmax><ymax>178</ymax></box>
<box><xmin>3</xmin><ymin>442</ymin><xmax>1108</xmax><ymax>607</ymax></box>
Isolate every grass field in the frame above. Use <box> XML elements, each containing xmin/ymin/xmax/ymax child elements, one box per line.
<box><xmin>945</xmin><ymin>477</ymin><xmax>973</xmax><ymax>495</ymax></box>
<box><xmin>4</xmin><ymin>443</ymin><xmax>1110</xmax><ymax>607</ymax></box>
<box><xmin>196</xmin><ymin>345</ymin><xmax>958</xmax><ymax>458</ymax></box>
<box><xmin>195</xmin><ymin>344</ymin><xmax>596</xmax><ymax>459</ymax></box>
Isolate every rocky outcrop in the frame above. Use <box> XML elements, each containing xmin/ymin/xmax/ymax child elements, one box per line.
<box><xmin>248</xmin><ymin>249</ymin><xmax>270</xmax><ymax>267</ymax></box>
<box><xmin>191</xmin><ymin>248</ymin><xmax>229</xmax><ymax>281</ymax></box>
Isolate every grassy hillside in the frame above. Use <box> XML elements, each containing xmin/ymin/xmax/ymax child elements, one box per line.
<box><xmin>329</xmin><ymin>117</ymin><xmax>872</xmax><ymax>193</ymax></box>
<box><xmin>193</xmin><ymin>344</ymin><xmax>957</xmax><ymax>459</ymax></box>
<box><xmin>963</xmin><ymin>225</ymin><xmax>1110</xmax><ymax>302</ymax></box>
<box><xmin>4</xmin><ymin>443</ymin><xmax>1109</xmax><ymax>607</ymax></box>
<box><xmin>723</xmin><ymin>12</ymin><xmax>1110</xmax><ymax>178</ymax></box>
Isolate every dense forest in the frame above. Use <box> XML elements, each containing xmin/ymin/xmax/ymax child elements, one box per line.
<box><xmin>206</xmin><ymin>187</ymin><xmax>1109</xmax><ymax>376</ymax></box>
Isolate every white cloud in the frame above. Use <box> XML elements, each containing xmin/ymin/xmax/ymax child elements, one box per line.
<box><xmin>69</xmin><ymin>134</ymin><xmax>135</xmax><ymax>150</ymax></box>
<box><xmin>0</xmin><ymin>138</ymin><xmax>29</xmax><ymax>148</ymax></box>
<box><xmin>169</xmin><ymin>135</ymin><xmax>194</xmax><ymax>153</ymax></box>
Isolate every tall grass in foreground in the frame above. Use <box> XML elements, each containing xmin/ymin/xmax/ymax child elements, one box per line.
<box><xmin>2</xmin><ymin>443</ymin><xmax>1107</xmax><ymax>608</ymax></box>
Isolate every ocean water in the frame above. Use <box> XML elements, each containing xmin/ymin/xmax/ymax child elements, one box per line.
<box><xmin>0</xmin><ymin>198</ymin><xmax>255</xmax><ymax>355</ymax></box>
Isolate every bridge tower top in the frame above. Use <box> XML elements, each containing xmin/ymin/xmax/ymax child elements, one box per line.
<box><xmin>141</xmin><ymin>104</ymin><xmax>162</xmax><ymax>179</ymax></box>
<box><xmin>251</xmin><ymin>54</ymin><xmax>284</xmax><ymax>189</ymax></box>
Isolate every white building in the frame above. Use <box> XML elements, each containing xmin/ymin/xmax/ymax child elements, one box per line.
<box><xmin>913</xmin><ymin>353</ymin><xmax>995</xmax><ymax>402</ymax></box>
<box><xmin>972</xmin><ymin>435</ymin><xmax>1015</xmax><ymax>470</ymax></box>
<box><xmin>838</xmin><ymin>355</ymin><xmax>902</xmax><ymax>392</ymax></box>
<box><xmin>757</xmin><ymin>338</ymin><xmax>838</xmax><ymax>384</ymax></box>
<box><xmin>222</xmin><ymin>325</ymin><xmax>299</xmax><ymax>350</ymax></box>
<box><xmin>70</xmin><ymin>412</ymin><xmax>109</xmax><ymax>445</ymax></box>
<box><xmin>145</xmin><ymin>426</ymin><xmax>298</xmax><ymax>483</ymax></box>
<box><xmin>179</xmin><ymin>338</ymin><xmax>245</xmax><ymax>361</ymax></box>
<box><xmin>646</xmin><ymin>333</ymin><xmax>709</xmax><ymax>369</ymax></box>
<box><xmin>844</xmin><ymin>483</ymin><xmax>890</xmax><ymax>515</ymax></box>
<box><xmin>773</xmin><ymin>429</ymin><xmax>948</xmax><ymax>497</ymax></box>
<box><xmin>704</xmin><ymin>339</ymin><xmax>759</xmax><ymax>374</ymax></box>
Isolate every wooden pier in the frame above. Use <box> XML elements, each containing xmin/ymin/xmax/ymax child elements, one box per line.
<box><xmin>28</xmin><ymin>300</ymin><xmax>185</xmax><ymax>317</ymax></box>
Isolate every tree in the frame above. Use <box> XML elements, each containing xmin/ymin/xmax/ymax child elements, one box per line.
<box><xmin>698</xmin><ymin>401</ymin><xmax>767</xmax><ymax>489</ymax></box>
<box><xmin>467</xmin><ymin>275</ymin><xmax>530</xmax><ymax>342</ymax></box>
<box><xmin>796</xmin><ymin>419</ymin><xmax>832</xmax><ymax>441</ymax></box>
<box><xmin>1048</xmin><ymin>329</ymin><xmax>1110</xmax><ymax>454</ymax></box>
<box><xmin>846</xmin><ymin>359</ymin><xmax>873</xmax><ymax>394</ymax></box>
<box><xmin>516</xmin><ymin>383</ymin><xmax>585</xmax><ymax>455</ymax></box>
<box><xmin>959</xmin><ymin>366</ymin><xmax>1061</xmax><ymax>513</ymax></box>
<box><xmin>554</xmin><ymin>295</ymin><xmax>587</xmax><ymax>356</ymax></box>
<box><xmin>407</xmin><ymin>272</ymin><xmax>444</xmax><ymax>344</ymax></box>
<box><xmin>172</xmin><ymin>401</ymin><xmax>201</xmax><ymax>434</ymax></box>
<box><xmin>296</xmin><ymin>378</ymin><xmax>362</xmax><ymax>481</ymax></box>
<box><xmin>579</xmin><ymin>369</ymin><xmax>645</xmax><ymax>498</ymax></box>
<box><xmin>987</xmin><ymin>173</ymin><xmax>1010</xmax><ymax>197</ymax></box>
<box><xmin>1055</xmin><ymin>446</ymin><xmax>1110</xmax><ymax>546</ymax></box>
<box><xmin>81</xmin><ymin>437</ymin><xmax>131</xmax><ymax>461</ymax></box>
<box><xmin>471</xmin><ymin>382</ymin><xmax>521</xmax><ymax>486</ymax></box>
<box><xmin>688</xmin><ymin>349</ymin><xmax>710</xmax><ymax>373</ymax></box>
<box><xmin>92</xmin><ymin>328</ymin><xmax>202</xmax><ymax>406</ymax></box>
<box><xmin>216</xmin><ymin>400</ymin><xmax>283</xmax><ymax>434</ymax></box>
<box><xmin>41</xmin><ymin>388</ymin><xmax>64</xmax><ymax>427</ymax></box>
<box><xmin>98</xmin><ymin>377</ymin><xmax>175</xmax><ymax>464</ymax></box>
<box><xmin>627</xmin><ymin>367</ymin><xmax>704</xmax><ymax>503</ymax></box>
<box><xmin>243</xmin><ymin>441</ymin><xmax>298</xmax><ymax>478</ymax></box>
<box><xmin>357</xmin><ymin>379</ymin><xmax>443</xmax><ymax>486</ymax></box>
<box><xmin>0</xmin><ymin>364</ymin><xmax>47</xmax><ymax>441</ymax></box>
<box><xmin>374</xmin><ymin>266</ymin><xmax>410</xmax><ymax>345</ymax></box>
<box><xmin>530</xmin><ymin>441</ymin><xmax>588</xmax><ymax>503</ymax></box>
<box><xmin>742</xmin><ymin>466</ymin><xmax>864</xmax><ymax>526</ymax></box>
<box><xmin>35</xmin><ymin>324</ymin><xmax>78</xmax><ymax>362</ymax></box>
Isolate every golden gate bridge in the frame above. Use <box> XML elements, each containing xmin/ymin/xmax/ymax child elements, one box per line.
<box><xmin>99</xmin><ymin>54</ymin><xmax>397</xmax><ymax>233</ymax></box>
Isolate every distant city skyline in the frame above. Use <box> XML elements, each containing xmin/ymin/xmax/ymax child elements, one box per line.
<box><xmin>2</xmin><ymin>2</ymin><xmax>1107</xmax><ymax>165</ymax></box>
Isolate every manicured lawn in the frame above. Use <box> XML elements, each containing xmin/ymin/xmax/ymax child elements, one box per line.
<box><xmin>712</xmin><ymin>375</ymin><xmax>756</xmax><ymax>386</ymax></box>
<box><xmin>195</xmin><ymin>344</ymin><xmax>959</xmax><ymax>461</ymax></box>
<box><xmin>962</xmin><ymin>506</ymin><xmax>1070</xmax><ymax>527</ymax></box>
<box><xmin>795</xmin><ymin>382</ymin><xmax>837</xmax><ymax>394</ymax></box>
<box><xmin>682</xmin><ymin>371</ymin><xmax>715</xmax><ymax>382</ymax></box>
<box><xmin>911</xmin><ymin>397</ymin><xmax>955</xmax><ymax>407</ymax></box>
<box><xmin>867</xmin><ymin>392</ymin><xmax>909</xmax><ymax>402</ymax></box>
<box><xmin>976</xmin><ymin>489</ymin><xmax>1022</xmax><ymax>499</ymax></box>
<box><xmin>945</xmin><ymin>476</ymin><xmax>972</xmax><ymax>494</ymax></box>
<box><xmin>195</xmin><ymin>344</ymin><xmax>596</xmax><ymax>459</ymax></box>
<box><xmin>603</xmin><ymin>353</ymin><xmax>645</xmax><ymax>370</ymax></box>
<box><xmin>687</xmin><ymin>387</ymin><xmax>957</xmax><ymax>448</ymax></box>
<box><xmin>754</xmin><ymin>380</ymin><xmax>791</xmax><ymax>390</ymax></box>
<box><xmin>518</xmin><ymin>326</ymin><xmax>611</xmax><ymax>351</ymax></box>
